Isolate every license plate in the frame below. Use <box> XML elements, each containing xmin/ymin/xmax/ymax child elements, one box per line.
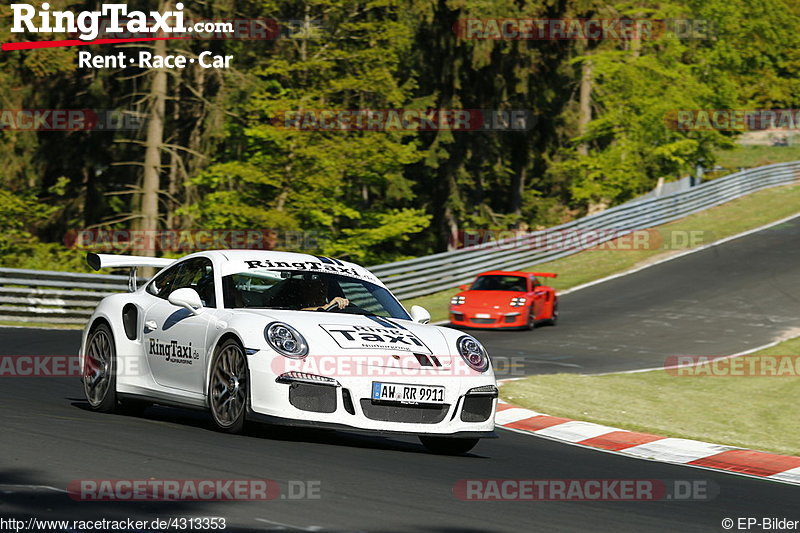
<box><xmin>475</xmin><ymin>313</ymin><xmax>491</xmax><ymax>318</ymax></box>
<box><xmin>371</xmin><ymin>382</ymin><xmax>445</xmax><ymax>404</ymax></box>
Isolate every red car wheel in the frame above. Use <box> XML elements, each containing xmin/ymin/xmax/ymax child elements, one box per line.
<box><xmin>525</xmin><ymin>306</ymin><xmax>535</xmax><ymax>330</ymax></box>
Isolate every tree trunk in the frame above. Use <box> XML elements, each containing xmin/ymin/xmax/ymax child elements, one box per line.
<box><xmin>578</xmin><ymin>58</ymin><xmax>592</xmax><ymax>157</ymax></box>
<box><xmin>140</xmin><ymin>35</ymin><xmax>168</xmax><ymax>257</ymax></box>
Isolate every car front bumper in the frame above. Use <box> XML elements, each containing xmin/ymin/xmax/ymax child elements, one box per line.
<box><xmin>448</xmin><ymin>307</ymin><xmax>528</xmax><ymax>329</ymax></box>
<box><xmin>248</xmin><ymin>355</ymin><xmax>498</xmax><ymax>436</ymax></box>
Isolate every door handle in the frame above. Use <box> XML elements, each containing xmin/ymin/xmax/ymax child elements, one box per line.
<box><xmin>144</xmin><ymin>320</ymin><xmax>158</xmax><ymax>333</ymax></box>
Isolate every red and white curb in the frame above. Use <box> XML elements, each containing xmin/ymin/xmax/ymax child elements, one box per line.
<box><xmin>495</xmin><ymin>399</ymin><xmax>800</xmax><ymax>485</ymax></box>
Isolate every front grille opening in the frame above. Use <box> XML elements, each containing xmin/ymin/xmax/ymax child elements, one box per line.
<box><xmin>413</xmin><ymin>353</ymin><xmax>433</xmax><ymax>366</ymax></box>
<box><xmin>342</xmin><ymin>388</ymin><xmax>356</xmax><ymax>415</ymax></box>
<box><xmin>460</xmin><ymin>395</ymin><xmax>494</xmax><ymax>422</ymax></box>
<box><xmin>360</xmin><ymin>399</ymin><xmax>449</xmax><ymax>424</ymax></box>
<box><xmin>504</xmin><ymin>315</ymin><xmax>517</xmax><ymax>323</ymax></box>
<box><xmin>471</xmin><ymin>318</ymin><xmax>496</xmax><ymax>324</ymax></box>
<box><xmin>288</xmin><ymin>382</ymin><xmax>337</xmax><ymax>413</ymax></box>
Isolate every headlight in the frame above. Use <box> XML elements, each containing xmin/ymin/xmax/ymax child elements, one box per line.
<box><xmin>510</xmin><ymin>297</ymin><xmax>527</xmax><ymax>307</ymax></box>
<box><xmin>456</xmin><ymin>335</ymin><xmax>490</xmax><ymax>373</ymax></box>
<box><xmin>265</xmin><ymin>322</ymin><xmax>308</xmax><ymax>359</ymax></box>
<box><xmin>450</xmin><ymin>295</ymin><xmax>466</xmax><ymax>306</ymax></box>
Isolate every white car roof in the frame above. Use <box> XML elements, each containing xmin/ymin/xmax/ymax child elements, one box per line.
<box><xmin>197</xmin><ymin>250</ymin><xmax>385</xmax><ymax>287</ymax></box>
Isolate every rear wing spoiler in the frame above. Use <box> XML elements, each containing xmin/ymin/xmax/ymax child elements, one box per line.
<box><xmin>87</xmin><ymin>253</ymin><xmax>176</xmax><ymax>292</ymax></box>
<box><xmin>87</xmin><ymin>253</ymin><xmax>175</xmax><ymax>271</ymax></box>
<box><xmin>531</xmin><ymin>272</ymin><xmax>557</xmax><ymax>278</ymax></box>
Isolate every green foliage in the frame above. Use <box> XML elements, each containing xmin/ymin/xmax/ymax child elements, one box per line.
<box><xmin>0</xmin><ymin>188</ymin><xmax>86</xmax><ymax>270</ymax></box>
<box><xmin>1</xmin><ymin>0</ymin><xmax>800</xmax><ymax>268</ymax></box>
<box><xmin>185</xmin><ymin>0</ymin><xmax>427</xmax><ymax>264</ymax></box>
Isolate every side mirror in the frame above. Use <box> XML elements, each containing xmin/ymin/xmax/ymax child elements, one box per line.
<box><xmin>459</xmin><ymin>284</ymin><xmax>469</xmax><ymax>291</ymax></box>
<box><xmin>168</xmin><ymin>288</ymin><xmax>203</xmax><ymax>315</ymax></box>
<box><xmin>410</xmin><ymin>305</ymin><xmax>431</xmax><ymax>324</ymax></box>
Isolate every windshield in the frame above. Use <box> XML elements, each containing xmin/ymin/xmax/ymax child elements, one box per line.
<box><xmin>470</xmin><ymin>275</ymin><xmax>528</xmax><ymax>292</ymax></box>
<box><xmin>222</xmin><ymin>270</ymin><xmax>411</xmax><ymax>320</ymax></box>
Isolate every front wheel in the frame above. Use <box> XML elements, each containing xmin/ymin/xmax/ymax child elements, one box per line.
<box><xmin>208</xmin><ymin>339</ymin><xmax>249</xmax><ymax>434</ymax></box>
<box><xmin>525</xmin><ymin>306</ymin><xmax>536</xmax><ymax>330</ymax></box>
<box><xmin>419</xmin><ymin>436</ymin><xmax>480</xmax><ymax>455</ymax></box>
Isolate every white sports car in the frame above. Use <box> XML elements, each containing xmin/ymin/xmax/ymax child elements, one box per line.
<box><xmin>79</xmin><ymin>250</ymin><xmax>498</xmax><ymax>454</ymax></box>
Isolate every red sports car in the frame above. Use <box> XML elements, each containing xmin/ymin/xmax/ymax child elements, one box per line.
<box><xmin>448</xmin><ymin>270</ymin><xmax>558</xmax><ymax>330</ymax></box>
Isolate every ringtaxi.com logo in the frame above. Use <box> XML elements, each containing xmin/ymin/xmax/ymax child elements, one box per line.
<box><xmin>10</xmin><ymin>3</ymin><xmax>192</xmax><ymax>41</ymax></box>
<box><xmin>4</xmin><ymin>3</ymin><xmax>239</xmax><ymax>68</ymax></box>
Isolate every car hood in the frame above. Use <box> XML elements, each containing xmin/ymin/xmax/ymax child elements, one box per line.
<box><xmin>228</xmin><ymin>309</ymin><xmax>454</xmax><ymax>368</ymax></box>
<box><xmin>460</xmin><ymin>290</ymin><xmax>524</xmax><ymax>308</ymax></box>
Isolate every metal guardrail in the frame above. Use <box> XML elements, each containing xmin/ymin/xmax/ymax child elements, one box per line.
<box><xmin>0</xmin><ymin>161</ymin><xmax>798</xmax><ymax>325</ymax></box>
<box><xmin>0</xmin><ymin>269</ymin><xmax>130</xmax><ymax>325</ymax></box>
<box><xmin>369</xmin><ymin>161</ymin><xmax>800</xmax><ymax>299</ymax></box>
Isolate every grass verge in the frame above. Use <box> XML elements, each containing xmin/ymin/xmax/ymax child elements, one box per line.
<box><xmin>714</xmin><ymin>144</ymin><xmax>800</xmax><ymax>170</ymax></box>
<box><xmin>0</xmin><ymin>320</ymin><xmax>83</xmax><ymax>330</ymax></box>
<box><xmin>403</xmin><ymin>182</ymin><xmax>800</xmax><ymax>323</ymax></box>
<box><xmin>501</xmin><ymin>337</ymin><xmax>800</xmax><ymax>457</ymax></box>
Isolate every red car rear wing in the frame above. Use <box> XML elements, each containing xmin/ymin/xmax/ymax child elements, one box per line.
<box><xmin>531</xmin><ymin>272</ymin><xmax>557</xmax><ymax>278</ymax></box>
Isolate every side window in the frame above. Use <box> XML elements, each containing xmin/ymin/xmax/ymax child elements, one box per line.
<box><xmin>146</xmin><ymin>258</ymin><xmax>217</xmax><ymax>307</ymax></box>
<box><xmin>147</xmin><ymin>264</ymin><xmax>180</xmax><ymax>299</ymax></box>
<box><xmin>171</xmin><ymin>258</ymin><xmax>217</xmax><ymax>308</ymax></box>
<box><xmin>339</xmin><ymin>280</ymin><xmax>384</xmax><ymax>316</ymax></box>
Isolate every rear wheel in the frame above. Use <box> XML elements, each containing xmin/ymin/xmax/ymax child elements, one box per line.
<box><xmin>83</xmin><ymin>324</ymin><xmax>117</xmax><ymax>412</ymax></box>
<box><xmin>419</xmin><ymin>436</ymin><xmax>480</xmax><ymax>455</ymax></box>
<box><xmin>208</xmin><ymin>339</ymin><xmax>249</xmax><ymax>434</ymax></box>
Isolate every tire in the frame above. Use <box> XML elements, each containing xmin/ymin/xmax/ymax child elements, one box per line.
<box><xmin>525</xmin><ymin>306</ymin><xmax>536</xmax><ymax>330</ymax></box>
<box><xmin>208</xmin><ymin>338</ymin><xmax>249</xmax><ymax>434</ymax></box>
<box><xmin>82</xmin><ymin>323</ymin><xmax>117</xmax><ymax>412</ymax></box>
<box><xmin>546</xmin><ymin>299</ymin><xmax>559</xmax><ymax>326</ymax></box>
<box><xmin>419</xmin><ymin>436</ymin><xmax>480</xmax><ymax>455</ymax></box>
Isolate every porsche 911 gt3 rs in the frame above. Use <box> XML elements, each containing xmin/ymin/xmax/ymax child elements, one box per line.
<box><xmin>449</xmin><ymin>270</ymin><xmax>559</xmax><ymax>330</ymax></box>
<box><xmin>80</xmin><ymin>250</ymin><xmax>497</xmax><ymax>454</ymax></box>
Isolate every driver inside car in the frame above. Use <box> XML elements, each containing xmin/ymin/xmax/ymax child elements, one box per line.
<box><xmin>298</xmin><ymin>277</ymin><xmax>349</xmax><ymax>311</ymax></box>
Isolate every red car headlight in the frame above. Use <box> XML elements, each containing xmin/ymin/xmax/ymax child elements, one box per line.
<box><xmin>510</xmin><ymin>297</ymin><xmax>527</xmax><ymax>307</ymax></box>
<box><xmin>450</xmin><ymin>295</ymin><xmax>466</xmax><ymax>306</ymax></box>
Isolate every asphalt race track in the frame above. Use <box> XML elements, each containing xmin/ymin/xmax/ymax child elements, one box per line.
<box><xmin>474</xmin><ymin>216</ymin><xmax>800</xmax><ymax>376</ymax></box>
<box><xmin>1</xmin><ymin>219</ymin><xmax>799</xmax><ymax>531</ymax></box>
